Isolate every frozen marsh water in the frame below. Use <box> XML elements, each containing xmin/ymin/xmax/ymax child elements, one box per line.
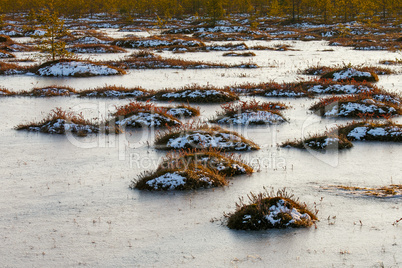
<box><xmin>0</xmin><ymin>37</ymin><xmax>401</xmax><ymax>267</ymax></box>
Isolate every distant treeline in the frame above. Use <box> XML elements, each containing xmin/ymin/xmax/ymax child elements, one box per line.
<box><xmin>1</xmin><ymin>0</ymin><xmax>401</xmax><ymax>22</ymax></box>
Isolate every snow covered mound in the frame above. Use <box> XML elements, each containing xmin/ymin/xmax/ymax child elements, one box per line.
<box><xmin>158</xmin><ymin>149</ymin><xmax>253</xmax><ymax>177</ymax></box>
<box><xmin>281</xmin><ymin>135</ymin><xmax>353</xmax><ymax>150</ymax></box>
<box><xmin>227</xmin><ymin>196</ymin><xmax>317</xmax><ymax>230</ymax></box>
<box><xmin>19</xmin><ymin>118</ymin><xmax>99</xmax><ymax>135</ymax></box>
<box><xmin>155</xmin><ymin>125</ymin><xmax>260</xmax><ymax>151</ymax></box>
<box><xmin>113</xmin><ymin>37</ymin><xmax>204</xmax><ymax>49</ymax></box>
<box><xmin>321</xmin><ymin>68</ymin><xmax>378</xmax><ymax>82</ymax></box>
<box><xmin>15</xmin><ymin>108</ymin><xmax>121</xmax><ymax>136</ymax></box>
<box><xmin>132</xmin><ymin>168</ymin><xmax>227</xmax><ymax>191</ymax></box>
<box><xmin>311</xmin><ymin>96</ymin><xmax>401</xmax><ymax>118</ymax></box>
<box><xmin>0</xmin><ymin>50</ymin><xmax>14</xmax><ymax>58</ymax></box>
<box><xmin>307</xmin><ymin>84</ymin><xmax>372</xmax><ymax>94</ymax></box>
<box><xmin>22</xmin><ymin>87</ymin><xmax>76</xmax><ymax>97</ymax></box>
<box><xmin>35</xmin><ymin>60</ymin><xmax>125</xmax><ymax>77</ymax></box>
<box><xmin>67</xmin><ymin>44</ymin><xmax>126</xmax><ymax>54</ymax></box>
<box><xmin>263</xmin><ymin>89</ymin><xmax>306</xmax><ymax>98</ymax></box>
<box><xmin>139</xmin><ymin>88</ymin><xmax>239</xmax><ymax>103</ymax></box>
<box><xmin>79</xmin><ymin>87</ymin><xmax>147</xmax><ymax>98</ymax></box>
<box><xmin>213</xmin><ymin>111</ymin><xmax>285</xmax><ymax>125</ymax></box>
<box><xmin>165</xmin><ymin>106</ymin><xmax>199</xmax><ymax>118</ymax></box>
<box><xmin>323</xmin><ymin>101</ymin><xmax>398</xmax><ymax>117</ymax></box>
<box><xmin>346</xmin><ymin>125</ymin><xmax>402</xmax><ymax>142</ymax></box>
<box><xmin>73</xmin><ymin>36</ymin><xmax>111</xmax><ymax>45</ymax></box>
<box><xmin>115</xmin><ymin>112</ymin><xmax>181</xmax><ymax>128</ymax></box>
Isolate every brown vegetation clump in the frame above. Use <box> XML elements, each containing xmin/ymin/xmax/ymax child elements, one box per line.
<box><xmin>222</xmin><ymin>51</ymin><xmax>256</xmax><ymax>57</ymax></box>
<box><xmin>230</xmin><ymin>81</ymin><xmax>310</xmax><ymax>97</ymax></box>
<box><xmin>154</xmin><ymin>122</ymin><xmax>260</xmax><ymax>151</ymax></box>
<box><xmin>338</xmin><ymin>121</ymin><xmax>402</xmax><ymax>142</ymax></box>
<box><xmin>304</xmin><ymin>65</ymin><xmax>393</xmax><ymax>76</ymax></box>
<box><xmin>0</xmin><ymin>49</ymin><xmax>15</xmax><ymax>58</ymax></box>
<box><xmin>226</xmin><ymin>188</ymin><xmax>318</xmax><ymax>230</ymax></box>
<box><xmin>320</xmin><ymin>67</ymin><xmax>379</xmax><ymax>82</ymax></box>
<box><xmin>112</xmin><ymin>35</ymin><xmax>205</xmax><ymax>50</ymax></box>
<box><xmin>109</xmin><ymin>50</ymin><xmax>258</xmax><ymax>69</ymax></box>
<box><xmin>132</xmin><ymin>165</ymin><xmax>227</xmax><ymax>191</ymax></box>
<box><xmin>0</xmin><ymin>61</ymin><xmax>31</xmax><ymax>75</ymax></box>
<box><xmin>282</xmin><ymin>121</ymin><xmax>402</xmax><ymax>150</ymax></box>
<box><xmin>310</xmin><ymin>94</ymin><xmax>401</xmax><ymax>118</ymax></box>
<box><xmin>281</xmin><ymin>134</ymin><xmax>353</xmax><ymax>150</ymax></box>
<box><xmin>0</xmin><ymin>88</ymin><xmax>16</xmax><ymax>96</ymax></box>
<box><xmin>67</xmin><ymin>44</ymin><xmax>127</xmax><ymax>53</ymax></box>
<box><xmin>138</xmin><ymin>84</ymin><xmax>240</xmax><ymax>103</ymax></box>
<box><xmin>322</xmin><ymin>185</ymin><xmax>402</xmax><ymax>198</ymax></box>
<box><xmin>20</xmin><ymin>86</ymin><xmax>77</xmax><ymax>97</ymax></box>
<box><xmin>15</xmin><ymin>107</ymin><xmax>122</xmax><ymax>136</ymax></box>
<box><xmin>112</xmin><ymin>102</ymin><xmax>182</xmax><ymax>128</ymax></box>
<box><xmin>34</xmin><ymin>59</ymin><xmax>126</xmax><ymax>77</ymax></box>
<box><xmin>158</xmin><ymin>148</ymin><xmax>254</xmax><ymax>177</ymax></box>
<box><xmin>78</xmin><ymin>85</ymin><xmax>148</xmax><ymax>98</ymax></box>
<box><xmin>210</xmin><ymin>100</ymin><xmax>287</xmax><ymax>125</ymax></box>
<box><xmin>165</xmin><ymin>104</ymin><xmax>201</xmax><ymax>118</ymax></box>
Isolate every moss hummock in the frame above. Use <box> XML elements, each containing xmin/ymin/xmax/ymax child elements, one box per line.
<box><xmin>310</xmin><ymin>95</ymin><xmax>401</xmax><ymax>118</ymax></box>
<box><xmin>15</xmin><ymin>108</ymin><xmax>122</xmax><ymax>136</ymax></box>
<box><xmin>227</xmin><ymin>188</ymin><xmax>318</xmax><ymax>230</ymax></box>
<box><xmin>20</xmin><ymin>86</ymin><xmax>77</xmax><ymax>97</ymax></box>
<box><xmin>34</xmin><ymin>59</ymin><xmax>126</xmax><ymax>77</ymax></box>
<box><xmin>78</xmin><ymin>85</ymin><xmax>148</xmax><ymax>98</ymax></box>
<box><xmin>282</xmin><ymin>121</ymin><xmax>402</xmax><ymax>150</ymax></box>
<box><xmin>112</xmin><ymin>102</ymin><xmax>182</xmax><ymax>128</ymax></box>
<box><xmin>154</xmin><ymin>123</ymin><xmax>260</xmax><ymax>151</ymax></box>
<box><xmin>320</xmin><ymin>67</ymin><xmax>379</xmax><ymax>82</ymax></box>
<box><xmin>158</xmin><ymin>148</ymin><xmax>254</xmax><ymax>177</ymax></box>
<box><xmin>138</xmin><ymin>85</ymin><xmax>240</xmax><ymax>103</ymax></box>
<box><xmin>210</xmin><ymin>100</ymin><xmax>287</xmax><ymax>125</ymax></box>
<box><xmin>132</xmin><ymin>166</ymin><xmax>227</xmax><ymax>191</ymax></box>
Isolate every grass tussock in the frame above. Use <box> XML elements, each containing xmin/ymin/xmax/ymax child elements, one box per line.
<box><xmin>109</xmin><ymin>50</ymin><xmax>258</xmax><ymax>69</ymax></box>
<box><xmin>20</xmin><ymin>86</ymin><xmax>77</xmax><ymax>97</ymax></box>
<box><xmin>226</xmin><ymin>188</ymin><xmax>318</xmax><ymax>230</ymax></box>
<box><xmin>158</xmin><ymin>148</ymin><xmax>254</xmax><ymax>177</ymax></box>
<box><xmin>34</xmin><ymin>59</ymin><xmax>126</xmax><ymax>77</ymax></box>
<box><xmin>282</xmin><ymin>121</ymin><xmax>402</xmax><ymax>150</ymax></box>
<box><xmin>112</xmin><ymin>35</ymin><xmax>205</xmax><ymax>50</ymax></box>
<box><xmin>229</xmin><ymin>79</ymin><xmax>380</xmax><ymax>96</ymax></box>
<box><xmin>310</xmin><ymin>94</ymin><xmax>401</xmax><ymax>118</ymax></box>
<box><xmin>229</xmin><ymin>81</ymin><xmax>310</xmax><ymax>97</ymax></box>
<box><xmin>0</xmin><ymin>61</ymin><xmax>31</xmax><ymax>75</ymax></box>
<box><xmin>281</xmin><ymin>133</ymin><xmax>353</xmax><ymax>150</ymax></box>
<box><xmin>338</xmin><ymin>121</ymin><xmax>402</xmax><ymax>142</ymax></box>
<box><xmin>165</xmin><ymin>104</ymin><xmax>201</xmax><ymax>118</ymax></box>
<box><xmin>154</xmin><ymin>121</ymin><xmax>260</xmax><ymax>151</ymax></box>
<box><xmin>210</xmin><ymin>100</ymin><xmax>287</xmax><ymax>125</ymax></box>
<box><xmin>132</xmin><ymin>165</ymin><xmax>227</xmax><ymax>191</ymax></box>
<box><xmin>222</xmin><ymin>51</ymin><xmax>256</xmax><ymax>57</ymax></box>
<box><xmin>138</xmin><ymin>84</ymin><xmax>240</xmax><ymax>103</ymax></box>
<box><xmin>67</xmin><ymin>44</ymin><xmax>127</xmax><ymax>53</ymax></box>
<box><xmin>78</xmin><ymin>85</ymin><xmax>148</xmax><ymax>98</ymax></box>
<box><xmin>0</xmin><ymin>49</ymin><xmax>15</xmax><ymax>58</ymax></box>
<box><xmin>15</xmin><ymin>107</ymin><xmax>122</xmax><ymax>136</ymax></box>
<box><xmin>0</xmin><ymin>88</ymin><xmax>16</xmax><ymax>96</ymax></box>
<box><xmin>322</xmin><ymin>184</ymin><xmax>402</xmax><ymax>198</ymax></box>
<box><xmin>320</xmin><ymin>67</ymin><xmax>379</xmax><ymax>82</ymax></box>
<box><xmin>379</xmin><ymin>59</ymin><xmax>402</xmax><ymax>65</ymax></box>
<box><xmin>303</xmin><ymin>64</ymin><xmax>394</xmax><ymax>76</ymax></box>
<box><xmin>112</xmin><ymin>101</ymin><xmax>182</xmax><ymax>128</ymax></box>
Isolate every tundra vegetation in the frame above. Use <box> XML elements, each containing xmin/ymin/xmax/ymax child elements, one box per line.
<box><xmin>226</xmin><ymin>188</ymin><xmax>318</xmax><ymax>230</ymax></box>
